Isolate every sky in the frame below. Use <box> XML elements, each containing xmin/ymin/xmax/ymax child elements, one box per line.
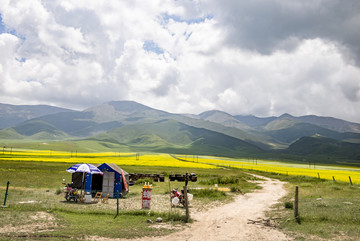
<box><xmin>0</xmin><ymin>0</ymin><xmax>360</xmax><ymax>123</ymax></box>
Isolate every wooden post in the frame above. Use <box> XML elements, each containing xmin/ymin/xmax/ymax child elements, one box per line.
<box><xmin>183</xmin><ymin>185</ymin><xmax>189</xmax><ymax>223</ymax></box>
<box><xmin>169</xmin><ymin>178</ymin><xmax>172</xmax><ymax>214</ymax></box>
<box><xmin>114</xmin><ymin>191</ymin><xmax>119</xmax><ymax>219</ymax></box>
<box><xmin>332</xmin><ymin>176</ymin><xmax>335</xmax><ymax>182</ymax></box>
<box><xmin>317</xmin><ymin>172</ymin><xmax>320</xmax><ymax>179</ymax></box>
<box><xmin>294</xmin><ymin>186</ymin><xmax>300</xmax><ymax>224</ymax></box>
<box><xmin>349</xmin><ymin>176</ymin><xmax>353</xmax><ymax>185</ymax></box>
<box><xmin>2</xmin><ymin>181</ymin><xmax>10</xmax><ymax>207</ymax></box>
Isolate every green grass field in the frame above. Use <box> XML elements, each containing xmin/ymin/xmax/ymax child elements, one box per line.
<box><xmin>0</xmin><ymin>155</ymin><xmax>257</xmax><ymax>240</ymax></box>
<box><xmin>1</xmin><ymin>151</ymin><xmax>360</xmax><ymax>240</ymax></box>
<box><xmin>257</xmin><ymin>171</ymin><xmax>360</xmax><ymax>240</ymax></box>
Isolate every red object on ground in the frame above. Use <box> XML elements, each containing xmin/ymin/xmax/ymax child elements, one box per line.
<box><xmin>142</xmin><ymin>188</ymin><xmax>152</xmax><ymax>209</ymax></box>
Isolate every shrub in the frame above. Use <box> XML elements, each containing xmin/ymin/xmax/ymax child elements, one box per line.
<box><xmin>230</xmin><ymin>186</ymin><xmax>242</xmax><ymax>193</ymax></box>
<box><xmin>284</xmin><ymin>201</ymin><xmax>293</xmax><ymax>209</ymax></box>
<box><xmin>199</xmin><ymin>176</ymin><xmax>239</xmax><ymax>185</ymax></box>
<box><xmin>55</xmin><ymin>188</ymin><xmax>63</xmax><ymax>195</ymax></box>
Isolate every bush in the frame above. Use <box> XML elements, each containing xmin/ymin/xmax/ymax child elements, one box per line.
<box><xmin>230</xmin><ymin>186</ymin><xmax>242</xmax><ymax>193</ymax></box>
<box><xmin>199</xmin><ymin>176</ymin><xmax>239</xmax><ymax>185</ymax></box>
<box><xmin>284</xmin><ymin>201</ymin><xmax>293</xmax><ymax>209</ymax></box>
<box><xmin>55</xmin><ymin>188</ymin><xmax>63</xmax><ymax>195</ymax></box>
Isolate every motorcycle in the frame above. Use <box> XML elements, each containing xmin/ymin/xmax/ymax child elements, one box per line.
<box><xmin>171</xmin><ymin>188</ymin><xmax>193</xmax><ymax>207</ymax></box>
<box><xmin>64</xmin><ymin>183</ymin><xmax>79</xmax><ymax>202</ymax></box>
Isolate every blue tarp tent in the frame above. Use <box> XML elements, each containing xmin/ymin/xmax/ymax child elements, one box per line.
<box><xmin>82</xmin><ymin>163</ymin><xmax>129</xmax><ymax>198</ymax></box>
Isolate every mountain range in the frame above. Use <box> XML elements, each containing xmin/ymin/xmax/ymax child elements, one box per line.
<box><xmin>1</xmin><ymin>101</ymin><xmax>360</xmax><ymax>165</ymax></box>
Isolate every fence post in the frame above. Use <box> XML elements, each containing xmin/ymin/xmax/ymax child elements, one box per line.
<box><xmin>114</xmin><ymin>191</ymin><xmax>119</xmax><ymax>219</ymax></box>
<box><xmin>349</xmin><ymin>176</ymin><xmax>353</xmax><ymax>185</ymax></box>
<box><xmin>332</xmin><ymin>176</ymin><xmax>335</xmax><ymax>182</ymax></box>
<box><xmin>294</xmin><ymin>186</ymin><xmax>300</xmax><ymax>224</ymax></box>
<box><xmin>183</xmin><ymin>185</ymin><xmax>189</xmax><ymax>223</ymax></box>
<box><xmin>2</xmin><ymin>181</ymin><xmax>10</xmax><ymax>207</ymax></box>
<box><xmin>169</xmin><ymin>178</ymin><xmax>172</xmax><ymax>214</ymax></box>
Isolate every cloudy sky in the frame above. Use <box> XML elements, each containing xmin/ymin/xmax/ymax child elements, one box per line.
<box><xmin>0</xmin><ymin>0</ymin><xmax>360</xmax><ymax>122</ymax></box>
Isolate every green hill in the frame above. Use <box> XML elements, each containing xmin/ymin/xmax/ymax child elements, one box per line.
<box><xmin>1</xmin><ymin>100</ymin><xmax>360</xmax><ymax>163</ymax></box>
<box><xmin>286</xmin><ymin>136</ymin><xmax>360</xmax><ymax>162</ymax></box>
<box><xmin>90</xmin><ymin>119</ymin><xmax>264</xmax><ymax>157</ymax></box>
<box><xmin>0</xmin><ymin>103</ymin><xmax>73</xmax><ymax>129</ymax></box>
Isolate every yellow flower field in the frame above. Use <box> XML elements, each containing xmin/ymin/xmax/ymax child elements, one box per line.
<box><xmin>0</xmin><ymin>149</ymin><xmax>216</xmax><ymax>169</ymax></box>
<box><xmin>174</xmin><ymin>155</ymin><xmax>360</xmax><ymax>184</ymax></box>
<box><xmin>1</xmin><ymin>149</ymin><xmax>359</xmax><ymax>183</ymax></box>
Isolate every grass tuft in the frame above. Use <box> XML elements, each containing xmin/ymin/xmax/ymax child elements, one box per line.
<box><xmin>284</xmin><ymin>201</ymin><xmax>293</xmax><ymax>209</ymax></box>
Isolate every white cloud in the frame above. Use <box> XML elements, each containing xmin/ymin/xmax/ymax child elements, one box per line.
<box><xmin>0</xmin><ymin>0</ymin><xmax>359</xmax><ymax>123</ymax></box>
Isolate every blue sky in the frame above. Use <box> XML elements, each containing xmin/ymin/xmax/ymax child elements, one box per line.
<box><xmin>0</xmin><ymin>0</ymin><xmax>360</xmax><ymax>123</ymax></box>
<box><xmin>0</xmin><ymin>14</ymin><xmax>5</xmax><ymax>33</ymax></box>
<box><xmin>143</xmin><ymin>40</ymin><xmax>164</xmax><ymax>55</ymax></box>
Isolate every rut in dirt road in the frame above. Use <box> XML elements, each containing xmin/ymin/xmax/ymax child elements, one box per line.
<box><xmin>145</xmin><ymin>175</ymin><xmax>291</xmax><ymax>241</ymax></box>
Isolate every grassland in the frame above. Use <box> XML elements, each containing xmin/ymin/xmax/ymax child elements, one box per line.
<box><xmin>0</xmin><ymin>152</ymin><xmax>256</xmax><ymax>240</ymax></box>
<box><xmin>1</xmin><ymin>150</ymin><xmax>360</xmax><ymax>240</ymax></box>
<box><xmin>259</xmin><ymin>172</ymin><xmax>360</xmax><ymax>240</ymax></box>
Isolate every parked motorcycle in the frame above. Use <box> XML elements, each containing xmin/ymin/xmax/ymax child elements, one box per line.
<box><xmin>171</xmin><ymin>188</ymin><xmax>193</xmax><ymax>207</ymax></box>
<box><xmin>64</xmin><ymin>184</ymin><xmax>79</xmax><ymax>202</ymax></box>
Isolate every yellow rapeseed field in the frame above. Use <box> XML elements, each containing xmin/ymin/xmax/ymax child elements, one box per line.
<box><xmin>2</xmin><ymin>150</ymin><xmax>359</xmax><ymax>183</ymax></box>
<box><xmin>174</xmin><ymin>155</ymin><xmax>360</xmax><ymax>184</ymax></box>
<box><xmin>0</xmin><ymin>149</ymin><xmax>216</xmax><ymax>169</ymax></box>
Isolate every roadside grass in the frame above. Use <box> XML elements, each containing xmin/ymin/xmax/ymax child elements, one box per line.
<box><xmin>189</xmin><ymin>188</ymin><xmax>227</xmax><ymax>201</ymax></box>
<box><xmin>5</xmin><ymin>153</ymin><xmax>360</xmax><ymax>240</ymax></box>
<box><xmin>0</xmin><ymin>158</ymin><xmax>258</xmax><ymax>240</ymax></box>
<box><xmin>258</xmin><ymin>171</ymin><xmax>360</xmax><ymax>240</ymax></box>
<box><xmin>1</xmin><ymin>206</ymin><xmax>185</xmax><ymax>240</ymax></box>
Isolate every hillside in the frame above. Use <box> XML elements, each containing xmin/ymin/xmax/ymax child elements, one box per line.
<box><xmin>199</xmin><ymin>110</ymin><xmax>251</xmax><ymax>130</ymax></box>
<box><xmin>0</xmin><ymin>103</ymin><xmax>74</xmax><ymax>129</ymax></box>
<box><xmin>286</xmin><ymin>136</ymin><xmax>360</xmax><ymax>162</ymax></box>
<box><xmin>90</xmin><ymin>119</ymin><xmax>264</xmax><ymax>157</ymax></box>
<box><xmin>0</xmin><ymin>100</ymin><xmax>360</xmax><ymax>163</ymax></box>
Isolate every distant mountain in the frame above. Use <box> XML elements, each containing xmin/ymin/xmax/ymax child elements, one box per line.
<box><xmin>10</xmin><ymin>111</ymin><xmax>123</xmax><ymax>138</ymax></box>
<box><xmin>265</xmin><ymin>122</ymin><xmax>360</xmax><ymax>144</ymax></box>
<box><xmin>281</xmin><ymin>114</ymin><xmax>360</xmax><ymax>133</ymax></box>
<box><xmin>235</xmin><ymin>113</ymin><xmax>360</xmax><ymax>133</ymax></box>
<box><xmin>198</xmin><ymin>110</ymin><xmax>251</xmax><ymax>130</ymax></box>
<box><xmin>286</xmin><ymin>136</ymin><xmax>360</xmax><ymax>162</ymax></box>
<box><xmin>90</xmin><ymin>119</ymin><xmax>264</xmax><ymax>157</ymax></box>
<box><xmin>83</xmin><ymin>101</ymin><xmax>171</xmax><ymax>123</ymax></box>
<box><xmin>234</xmin><ymin>115</ymin><xmax>276</xmax><ymax>128</ymax></box>
<box><xmin>0</xmin><ymin>103</ymin><xmax>74</xmax><ymax>129</ymax></box>
<box><xmin>1</xmin><ymin>100</ymin><xmax>360</xmax><ymax>163</ymax></box>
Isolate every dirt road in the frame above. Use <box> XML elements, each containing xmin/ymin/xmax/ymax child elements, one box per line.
<box><xmin>145</xmin><ymin>175</ymin><xmax>291</xmax><ymax>241</ymax></box>
<box><xmin>89</xmin><ymin>175</ymin><xmax>291</xmax><ymax>241</ymax></box>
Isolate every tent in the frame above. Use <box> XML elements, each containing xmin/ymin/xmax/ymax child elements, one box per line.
<box><xmin>71</xmin><ymin>163</ymin><xmax>129</xmax><ymax>198</ymax></box>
